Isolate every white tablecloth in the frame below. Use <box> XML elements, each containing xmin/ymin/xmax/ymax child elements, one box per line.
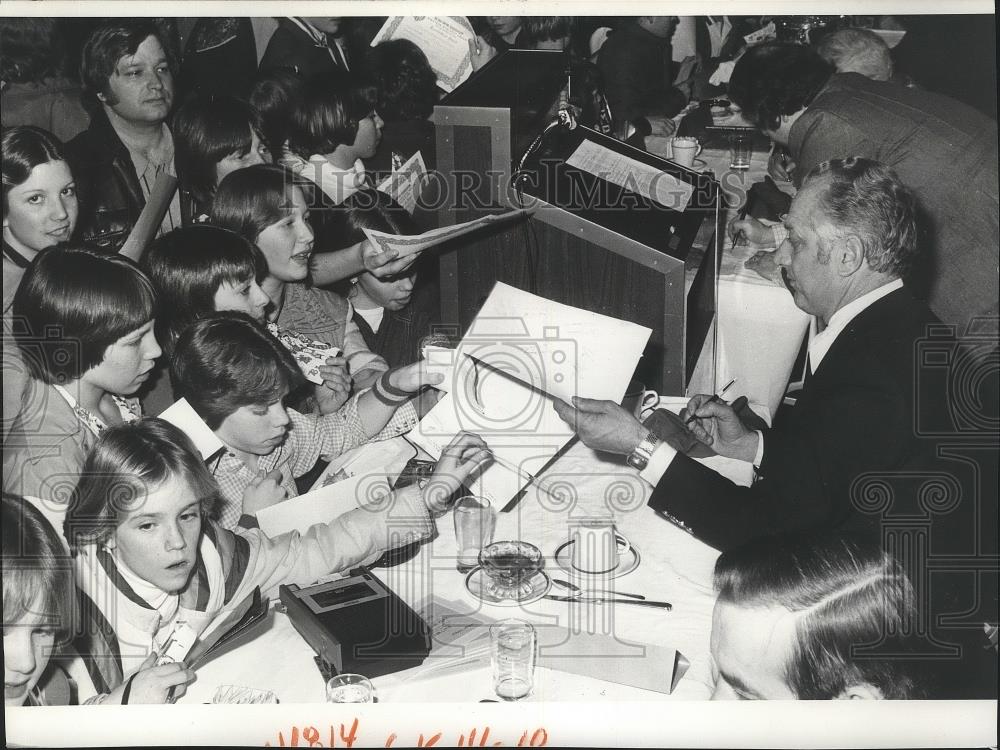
<box><xmin>178</xmin><ymin>406</ymin><xmax>764</xmax><ymax>705</ymax></box>
<box><xmin>646</xmin><ymin>137</ymin><xmax>810</xmax><ymax>414</ymax></box>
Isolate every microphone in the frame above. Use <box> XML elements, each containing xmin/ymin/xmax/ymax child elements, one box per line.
<box><xmin>512</xmin><ymin>107</ymin><xmax>578</xmax><ymax>188</ymax></box>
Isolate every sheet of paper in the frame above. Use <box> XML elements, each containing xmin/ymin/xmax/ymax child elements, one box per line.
<box><xmin>371</xmin><ymin>16</ymin><xmax>476</xmax><ymax>93</ymax></box>
<box><xmin>413</xmin><ymin>598</ymin><xmax>688</xmax><ymax>694</ymax></box>
<box><xmin>376</xmin><ymin>151</ymin><xmax>427</xmax><ymax>215</ymax></box>
<box><xmin>362</xmin><ymin>209</ymin><xmax>527</xmax><ymax>261</ymax></box>
<box><xmin>463</xmin><ymin>281</ymin><xmax>652</xmax><ymax>404</ymax></box>
<box><xmin>408</xmin><ymin>283</ymin><xmax>649</xmax><ymax>505</ymax></box>
<box><xmin>566</xmin><ymin>139</ymin><xmax>694</xmax><ymax>211</ymax></box>
<box><xmin>255</xmin><ymin>438</ymin><xmax>414</xmax><ymax>538</ymax></box>
<box><xmin>158</xmin><ymin>398</ymin><xmax>224</xmax><ymax>459</ymax></box>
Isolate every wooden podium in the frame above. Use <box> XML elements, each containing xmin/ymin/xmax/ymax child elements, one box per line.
<box><xmin>431</xmin><ymin>53</ymin><xmax>721</xmax><ymax>395</ymax></box>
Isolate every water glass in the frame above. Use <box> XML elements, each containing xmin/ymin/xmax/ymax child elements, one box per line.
<box><xmin>454</xmin><ymin>496</ymin><xmax>496</xmax><ymax>571</ymax></box>
<box><xmin>490</xmin><ymin>620</ymin><xmax>536</xmax><ymax>701</ymax></box>
<box><xmin>326</xmin><ymin>673</ymin><xmax>375</xmax><ymax>703</ymax></box>
<box><xmin>728</xmin><ymin>131</ymin><xmax>753</xmax><ymax>170</ymax></box>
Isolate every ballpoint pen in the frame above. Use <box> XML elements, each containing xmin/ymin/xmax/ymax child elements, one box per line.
<box><xmin>730</xmin><ymin>200</ymin><xmax>751</xmax><ymax>250</ymax></box>
<box><xmin>685</xmin><ymin>378</ymin><xmax>737</xmax><ymax>425</ymax></box>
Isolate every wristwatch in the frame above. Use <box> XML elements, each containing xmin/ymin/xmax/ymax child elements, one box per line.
<box><xmin>626</xmin><ymin>431</ymin><xmax>661</xmax><ymax>471</ymax></box>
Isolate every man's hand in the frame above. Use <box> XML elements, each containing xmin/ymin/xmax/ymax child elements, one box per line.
<box><xmin>553</xmin><ymin>397</ymin><xmax>647</xmax><ymax>456</ymax></box>
<box><xmin>727</xmin><ymin>215</ymin><xmax>776</xmax><ymax>247</ymax></box>
<box><xmin>242</xmin><ymin>468</ymin><xmax>287</xmax><ymax>514</ymax></box>
<box><xmin>680</xmin><ymin>395</ymin><xmax>759</xmax><ymax>462</ymax></box>
<box><xmin>744</xmin><ymin>249</ymin><xmax>784</xmax><ymax>285</ymax></box>
<box><xmin>767</xmin><ymin>147</ymin><xmax>795</xmax><ymax>183</ymax></box>
<box><xmin>315</xmin><ymin>355</ymin><xmax>351</xmax><ymax>413</ymax></box>
<box><xmin>422</xmin><ymin>431</ymin><xmax>492</xmax><ymax>513</ymax></box>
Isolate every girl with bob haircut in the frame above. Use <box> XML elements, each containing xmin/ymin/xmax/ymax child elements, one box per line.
<box><xmin>172</xmin><ymin>94</ymin><xmax>266</xmax><ymax>218</ymax></box>
<box><xmin>3</xmin><ymin>125</ymin><xmax>79</xmax><ymax>443</ymax></box>
<box><xmin>210</xmin><ymin>164</ymin><xmax>390</xmax><ymax>400</ymax></box>
<box><xmin>3</xmin><ymin>493</ymin><xmax>74</xmax><ymax>706</ymax></box>
<box><xmin>63</xmin><ymin>418</ymin><xmax>487</xmax><ymax>699</ymax></box>
<box><xmin>3</xmin><ymin>126</ymin><xmax>78</xmax><ymax>313</ymax></box>
<box><xmin>282</xmin><ymin>69</ymin><xmax>383</xmax><ymax>206</ymax></box>
<box><xmin>170</xmin><ymin>312</ymin><xmax>438</xmax><ymax>529</ymax></box>
<box><xmin>2</xmin><ymin>245</ymin><xmax>161</xmax><ymax>538</ymax></box>
<box><xmin>144</xmin><ymin>224</ymin><xmax>351</xmax><ymax>416</ymax></box>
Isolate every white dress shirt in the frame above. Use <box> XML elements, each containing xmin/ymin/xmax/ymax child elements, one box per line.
<box><xmin>638</xmin><ymin>278</ymin><xmax>905</xmax><ymax>487</ymax></box>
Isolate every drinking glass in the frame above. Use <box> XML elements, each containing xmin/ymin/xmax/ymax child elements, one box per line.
<box><xmin>454</xmin><ymin>496</ymin><xmax>496</xmax><ymax>571</ymax></box>
<box><xmin>326</xmin><ymin>673</ymin><xmax>375</xmax><ymax>703</ymax></box>
<box><xmin>490</xmin><ymin>620</ymin><xmax>537</xmax><ymax>700</ymax></box>
<box><xmin>728</xmin><ymin>131</ymin><xmax>753</xmax><ymax>170</ymax></box>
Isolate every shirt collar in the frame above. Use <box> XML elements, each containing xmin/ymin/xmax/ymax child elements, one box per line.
<box><xmin>289</xmin><ymin>17</ymin><xmax>327</xmax><ymax>45</ymax></box>
<box><xmin>808</xmin><ymin>278</ymin><xmax>904</xmax><ymax>372</ymax></box>
<box><xmin>116</xmin><ymin>123</ymin><xmax>173</xmax><ymax>176</ymax></box>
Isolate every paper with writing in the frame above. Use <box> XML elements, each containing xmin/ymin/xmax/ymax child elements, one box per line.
<box><xmin>362</xmin><ymin>209</ymin><xmax>527</xmax><ymax>261</ymax></box>
<box><xmin>376</xmin><ymin>151</ymin><xmax>427</xmax><ymax>215</ymax></box>
<box><xmin>255</xmin><ymin>438</ymin><xmax>415</xmax><ymax>538</ymax></box>
<box><xmin>566</xmin><ymin>139</ymin><xmax>693</xmax><ymax>211</ymax></box>
<box><xmin>158</xmin><ymin>398</ymin><xmax>224</xmax><ymax>459</ymax></box>
<box><xmin>371</xmin><ymin>17</ymin><xmax>476</xmax><ymax>93</ymax></box>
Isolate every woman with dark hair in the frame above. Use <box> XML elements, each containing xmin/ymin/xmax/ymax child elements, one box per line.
<box><xmin>331</xmin><ymin>189</ymin><xmax>440</xmax><ymax>369</ymax></box>
<box><xmin>210</xmin><ymin>164</ymin><xmax>388</xmax><ymax>402</ymax></box>
<box><xmin>2</xmin><ymin>126</ymin><xmax>80</xmax><ymax>442</ymax></box>
<box><xmin>2</xmin><ymin>245</ymin><xmax>161</xmax><ymax>536</ymax></box>
<box><xmin>0</xmin><ymin>19</ymin><xmax>90</xmax><ymax>142</ymax></box>
<box><xmin>363</xmin><ymin>39</ymin><xmax>439</xmax><ymax>175</ymax></box>
<box><xmin>171</xmin><ymin>94</ymin><xmax>266</xmax><ymax>218</ymax></box>
<box><xmin>170</xmin><ymin>313</ymin><xmax>441</xmax><ymax>526</ymax></box>
<box><xmin>2</xmin><ymin>126</ymin><xmax>78</xmax><ymax>314</ymax></box>
<box><xmin>249</xmin><ymin>68</ymin><xmax>305</xmax><ymax>163</ymax></box>
<box><xmin>63</xmin><ymin>418</ymin><xmax>486</xmax><ymax>697</ymax></box>
<box><xmin>2</xmin><ymin>493</ymin><xmax>74</xmax><ymax>706</ymax></box>
<box><xmin>282</xmin><ymin>69</ymin><xmax>383</xmax><ymax>206</ymax></box>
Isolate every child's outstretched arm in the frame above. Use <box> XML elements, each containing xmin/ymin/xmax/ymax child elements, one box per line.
<box><xmin>218</xmin><ymin>432</ymin><xmax>492</xmax><ymax>600</ymax></box>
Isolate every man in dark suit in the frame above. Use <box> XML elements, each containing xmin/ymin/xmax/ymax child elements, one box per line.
<box><xmin>556</xmin><ymin>158</ymin><xmax>998</xmax><ymax>696</ymax></box>
<box><xmin>555</xmin><ymin>157</ymin><xmax>943</xmax><ymax>551</ymax></box>
<box><xmin>259</xmin><ymin>17</ymin><xmax>351</xmax><ymax>78</ymax></box>
<box><xmin>727</xmin><ymin>42</ymin><xmax>999</xmax><ymax>330</ymax></box>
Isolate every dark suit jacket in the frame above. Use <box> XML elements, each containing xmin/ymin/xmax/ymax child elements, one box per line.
<box><xmin>649</xmin><ymin>287</ymin><xmax>944</xmax><ymax>551</ymax></box>
<box><xmin>596</xmin><ymin>22</ymin><xmax>686</xmax><ymax>135</ymax></box>
<box><xmin>259</xmin><ymin>19</ymin><xmax>346</xmax><ymax>77</ymax></box>
<box><xmin>788</xmin><ymin>73</ymin><xmax>999</xmax><ymax>328</ymax></box>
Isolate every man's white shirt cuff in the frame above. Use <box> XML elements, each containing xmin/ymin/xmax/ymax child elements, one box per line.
<box><xmin>639</xmin><ymin>441</ymin><xmax>679</xmax><ymax>487</ymax></box>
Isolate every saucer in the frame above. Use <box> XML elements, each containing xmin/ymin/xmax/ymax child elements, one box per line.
<box><xmin>465</xmin><ymin>567</ymin><xmax>551</xmax><ymax>606</ymax></box>
<box><xmin>554</xmin><ymin>539</ymin><xmax>641</xmax><ymax>579</ymax></box>
<box><xmin>692</xmin><ymin>157</ymin><xmax>708</xmax><ymax>168</ymax></box>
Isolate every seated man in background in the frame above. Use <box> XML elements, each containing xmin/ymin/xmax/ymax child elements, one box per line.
<box><xmin>556</xmin><ymin>159</ymin><xmax>945</xmax><ymax>550</ymax></box>
<box><xmin>596</xmin><ymin>16</ymin><xmax>687</xmax><ymax>139</ymax></box>
<box><xmin>727</xmin><ymin>41</ymin><xmax>998</xmax><ymax>328</ymax></box>
<box><xmin>711</xmin><ymin>533</ymin><xmax>931</xmax><ymax>699</ymax></box>
<box><xmin>815</xmin><ymin>27</ymin><xmax>894</xmax><ymax>82</ymax></box>
<box><xmin>66</xmin><ymin>20</ymin><xmax>182</xmax><ymax>253</ymax></box>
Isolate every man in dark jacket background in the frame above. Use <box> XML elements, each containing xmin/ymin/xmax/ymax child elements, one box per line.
<box><xmin>66</xmin><ymin>20</ymin><xmax>182</xmax><ymax>252</ymax></box>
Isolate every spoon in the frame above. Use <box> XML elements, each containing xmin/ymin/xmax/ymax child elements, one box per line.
<box><xmin>552</xmin><ymin>578</ymin><xmax>646</xmax><ymax>601</ymax></box>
